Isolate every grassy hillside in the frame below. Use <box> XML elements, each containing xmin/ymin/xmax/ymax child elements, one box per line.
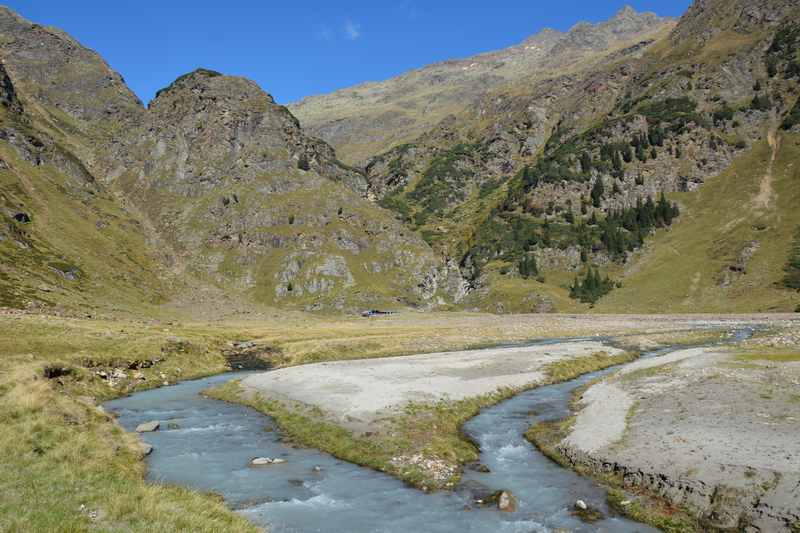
<box><xmin>0</xmin><ymin>138</ymin><xmax>169</xmax><ymax>314</ymax></box>
<box><xmin>597</xmin><ymin>131</ymin><xmax>800</xmax><ymax>312</ymax></box>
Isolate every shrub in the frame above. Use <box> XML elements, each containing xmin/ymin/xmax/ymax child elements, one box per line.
<box><xmin>408</xmin><ymin>144</ymin><xmax>474</xmax><ymax>215</ymax></box>
<box><xmin>712</xmin><ymin>103</ymin><xmax>735</xmax><ymax>125</ymax></box>
<box><xmin>751</xmin><ymin>94</ymin><xmax>772</xmax><ymax>111</ymax></box>
<box><xmin>639</xmin><ymin>97</ymin><xmax>700</xmax><ymax>128</ymax></box>
<box><xmin>781</xmin><ymin>99</ymin><xmax>800</xmax><ymax>130</ymax></box>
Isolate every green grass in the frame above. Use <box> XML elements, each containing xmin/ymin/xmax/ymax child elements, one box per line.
<box><xmin>735</xmin><ymin>350</ymin><xmax>800</xmax><ymax>363</ymax></box>
<box><xmin>597</xmin><ymin>132</ymin><xmax>800</xmax><ymax>313</ymax></box>
<box><xmin>0</xmin><ymin>316</ymin><xmax>258</xmax><ymax>532</ymax></box>
<box><xmin>0</xmin><ymin>139</ymin><xmax>168</xmax><ymax>314</ymax></box>
<box><xmin>543</xmin><ymin>350</ymin><xmax>638</xmax><ymax>382</ymax></box>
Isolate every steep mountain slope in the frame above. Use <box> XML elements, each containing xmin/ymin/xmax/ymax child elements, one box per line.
<box><xmin>0</xmin><ymin>1</ymin><xmax>797</xmax><ymax>315</ymax></box>
<box><xmin>0</xmin><ymin>61</ymin><xmax>167</xmax><ymax>312</ymax></box>
<box><xmin>0</xmin><ymin>7</ymin><xmax>144</xmax><ymax>177</ymax></box>
<box><xmin>289</xmin><ymin>7</ymin><xmax>674</xmax><ymax>165</ymax></box>
<box><xmin>340</xmin><ymin>0</ymin><xmax>800</xmax><ymax>312</ymax></box>
<box><xmin>596</xmin><ymin>131</ymin><xmax>800</xmax><ymax>313</ymax></box>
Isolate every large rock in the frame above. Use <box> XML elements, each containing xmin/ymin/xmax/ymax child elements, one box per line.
<box><xmin>135</xmin><ymin>420</ymin><xmax>159</xmax><ymax>433</ymax></box>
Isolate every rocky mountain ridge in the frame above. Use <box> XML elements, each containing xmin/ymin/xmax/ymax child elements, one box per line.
<box><xmin>289</xmin><ymin>6</ymin><xmax>675</xmax><ymax>165</ymax></box>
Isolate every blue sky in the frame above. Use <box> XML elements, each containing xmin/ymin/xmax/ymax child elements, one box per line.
<box><xmin>4</xmin><ymin>1</ymin><xmax>691</xmax><ymax>105</ymax></box>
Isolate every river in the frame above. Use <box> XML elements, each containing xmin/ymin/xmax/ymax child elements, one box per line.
<box><xmin>105</xmin><ymin>331</ymin><xmax>751</xmax><ymax>532</ymax></box>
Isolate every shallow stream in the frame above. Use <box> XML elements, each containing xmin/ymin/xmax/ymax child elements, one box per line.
<box><xmin>106</xmin><ymin>330</ymin><xmax>751</xmax><ymax>532</ymax></box>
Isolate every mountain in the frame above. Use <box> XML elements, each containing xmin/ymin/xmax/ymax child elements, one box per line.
<box><xmin>301</xmin><ymin>0</ymin><xmax>800</xmax><ymax>313</ymax></box>
<box><xmin>0</xmin><ymin>7</ymin><xmax>447</xmax><ymax>314</ymax></box>
<box><xmin>289</xmin><ymin>6</ymin><xmax>674</xmax><ymax>165</ymax></box>
<box><xmin>1</xmin><ymin>1</ymin><xmax>798</xmax><ymax>315</ymax></box>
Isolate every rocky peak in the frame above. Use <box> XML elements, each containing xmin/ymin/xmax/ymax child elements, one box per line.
<box><xmin>671</xmin><ymin>0</ymin><xmax>799</xmax><ymax>45</ymax></box>
<box><xmin>0</xmin><ymin>7</ymin><xmax>143</xmax><ymax>124</ymax></box>
<box><xmin>141</xmin><ymin>68</ymin><xmax>366</xmax><ymax>194</ymax></box>
<box><xmin>150</xmin><ymin>68</ymin><xmax>276</xmax><ymax>107</ymax></box>
<box><xmin>553</xmin><ymin>6</ymin><xmax>667</xmax><ymax>54</ymax></box>
<box><xmin>605</xmin><ymin>5</ymin><xmax>663</xmax><ymax>34</ymax></box>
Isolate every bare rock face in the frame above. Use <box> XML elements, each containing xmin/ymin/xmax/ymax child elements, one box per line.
<box><xmin>140</xmin><ymin>69</ymin><xmax>366</xmax><ymax>196</ymax></box>
<box><xmin>671</xmin><ymin>0</ymin><xmax>799</xmax><ymax>45</ymax></box>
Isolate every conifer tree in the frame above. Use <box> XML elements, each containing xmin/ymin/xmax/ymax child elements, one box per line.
<box><xmin>622</xmin><ymin>145</ymin><xmax>633</xmax><ymax>163</ymax></box>
<box><xmin>612</xmin><ymin>150</ymin><xmax>623</xmax><ymax>172</ymax></box>
<box><xmin>519</xmin><ymin>254</ymin><xmax>539</xmax><ymax>279</ymax></box>
<box><xmin>636</xmin><ymin>143</ymin><xmax>646</xmax><ymax>162</ymax></box>
<box><xmin>580</xmin><ymin>152</ymin><xmax>593</xmax><ymax>174</ymax></box>
<box><xmin>591</xmin><ymin>179</ymin><xmax>605</xmax><ymax>207</ymax></box>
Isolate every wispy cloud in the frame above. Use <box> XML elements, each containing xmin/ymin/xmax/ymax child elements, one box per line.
<box><xmin>315</xmin><ymin>25</ymin><xmax>334</xmax><ymax>41</ymax></box>
<box><xmin>344</xmin><ymin>19</ymin><xmax>361</xmax><ymax>40</ymax></box>
<box><xmin>396</xmin><ymin>1</ymin><xmax>419</xmax><ymax>21</ymax></box>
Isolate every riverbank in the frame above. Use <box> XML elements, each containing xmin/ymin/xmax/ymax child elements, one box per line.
<box><xmin>0</xmin><ymin>311</ymin><xmax>795</xmax><ymax>530</ymax></box>
<box><xmin>526</xmin><ymin>326</ymin><xmax>800</xmax><ymax>532</ymax></box>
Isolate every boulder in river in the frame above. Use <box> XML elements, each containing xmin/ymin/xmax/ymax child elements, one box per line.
<box><xmin>135</xmin><ymin>420</ymin><xmax>159</xmax><ymax>433</ymax></box>
<box><xmin>480</xmin><ymin>490</ymin><xmax>518</xmax><ymax>512</ymax></box>
<box><xmin>465</xmin><ymin>461</ymin><xmax>491</xmax><ymax>473</ymax></box>
<box><xmin>140</xmin><ymin>442</ymin><xmax>153</xmax><ymax>456</ymax></box>
<box><xmin>496</xmin><ymin>490</ymin><xmax>517</xmax><ymax>512</ymax></box>
<box><xmin>457</xmin><ymin>480</ymin><xmax>494</xmax><ymax>503</ymax></box>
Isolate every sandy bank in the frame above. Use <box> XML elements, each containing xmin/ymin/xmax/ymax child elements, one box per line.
<box><xmin>242</xmin><ymin>340</ymin><xmax>622</xmax><ymax>431</ymax></box>
<box><xmin>557</xmin><ymin>345</ymin><xmax>800</xmax><ymax>531</ymax></box>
